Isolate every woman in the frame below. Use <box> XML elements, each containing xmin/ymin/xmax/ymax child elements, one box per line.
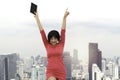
<box><xmin>34</xmin><ymin>9</ymin><xmax>69</xmax><ymax>80</ymax></box>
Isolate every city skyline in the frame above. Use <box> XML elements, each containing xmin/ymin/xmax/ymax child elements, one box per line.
<box><xmin>1</xmin><ymin>50</ymin><xmax>120</xmax><ymax>80</ymax></box>
<box><xmin>0</xmin><ymin>0</ymin><xmax>120</xmax><ymax>60</ymax></box>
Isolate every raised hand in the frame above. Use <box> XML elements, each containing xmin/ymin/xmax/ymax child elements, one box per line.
<box><xmin>63</xmin><ymin>8</ymin><xmax>70</xmax><ymax>19</ymax></box>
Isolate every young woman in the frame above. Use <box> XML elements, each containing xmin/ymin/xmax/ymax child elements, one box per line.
<box><xmin>34</xmin><ymin>9</ymin><xmax>69</xmax><ymax>80</ymax></box>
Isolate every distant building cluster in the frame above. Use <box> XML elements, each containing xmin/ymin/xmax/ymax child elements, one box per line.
<box><xmin>89</xmin><ymin>43</ymin><xmax>120</xmax><ymax>80</ymax></box>
<box><xmin>0</xmin><ymin>43</ymin><xmax>120</xmax><ymax>80</ymax></box>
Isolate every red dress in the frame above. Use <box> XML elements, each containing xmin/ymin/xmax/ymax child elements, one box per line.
<box><xmin>40</xmin><ymin>29</ymin><xmax>66</xmax><ymax>80</ymax></box>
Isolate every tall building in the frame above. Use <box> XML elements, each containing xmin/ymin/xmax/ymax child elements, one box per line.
<box><xmin>116</xmin><ymin>57</ymin><xmax>120</xmax><ymax>79</ymax></box>
<box><xmin>92</xmin><ymin>64</ymin><xmax>103</xmax><ymax>80</ymax></box>
<box><xmin>88</xmin><ymin>43</ymin><xmax>102</xmax><ymax>80</ymax></box>
<box><xmin>23</xmin><ymin>57</ymin><xmax>33</xmax><ymax>73</ymax></box>
<box><xmin>37</xmin><ymin>65</ymin><xmax>46</xmax><ymax>80</ymax></box>
<box><xmin>17</xmin><ymin>60</ymin><xmax>24</xmax><ymax>80</ymax></box>
<box><xmin>106</xmin><ymin>61</ymin><xmax>113</xmax><ymax>76</ymax></box>
<box><xmin>40</xmin><ymin>57</ymin><xmax>47</xmax><ymax>67</ymax></box>
<box><xmin>113</xmin><ymin>64</ymin><xmax>119</xmax><ymax>79</ymax></box>
<box><xmin>106</xmin><ymin>61</ymin><xmax>119</xmax><ymax>79</ymax></box>
<box><xmin>4</xmin><ymin>58</ymin><xmax>9</xmax><ymax>80</ymax></box>
<box><xmin>31</xmin><ymin>64</ymin><xmax>46</xmax><ymax>80</ymax></box>
<box><xmin>31</xmin><ymin>65</ymin><xmax>37</xmax><ymax>80</ymax></box>
<box><xmin>72</xmin><ymin>49</ymin><xmax>79</xmax><ymax>67</ymax></box>
<box><xmin>119</xmin><ymin>66</ymin><xmax>120</xmax><ymax>79</ymax></box>
<box><xmin>102</xmin><ymin>58</ymin><xmax>106</xmax><ymax>73</ymax></box>
<box><xmin>98</xmin><ymin>50</ymin><xmax>102</xmax><ymax>70</ymax></box>
<box><xmin>117</xmin><ymin>57</ymin><xmax>120</xmax><ymax>66</ymax></box>
<box><xmin>0</xmin><ymin>53</ymin><xmax>19</xmax><ymax>80</ymax></box>
<box><xmin>73</xmin><ymin>49</ymin><xmax>78</xmax><ymax>60</ymax></box>
<box><xmin>63</xmin><ymin>51</ymin><xmax>72</xmax><ymax>80</ymax></box>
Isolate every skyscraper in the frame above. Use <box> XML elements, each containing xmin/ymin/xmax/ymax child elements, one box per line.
<box><xmin>4</xmin><ymin>57</ymin><xmax>8</xmax><ymax>80</ymax></box>
<box><xmin>102</xmin><ymin>58</ymin><xmax>106</xmax><ymax>73</ymax></box>
<box><xmin>0</xmin><ymin>53</ymin><xmax>19</xmax><ymax>80</ymax></box>
<box><xmin>72</xmin><ymin>49</ymin><xmax>79</xmax><ymax>65</ymax></box>
<box><xmin>73</xmin><ymin>49</ymin><xmax>78</xmax><ymax>60</ymax></box>
<box><xmin>31</xmin><ymin>64</ymin><xmax>46</xmax><ymax>80</ymax></box>
<box><xmin>63</xmin><ymin>51</ymin><xmax>72</xmax><ymax>80</ymax></box>
<box><xmin>88</xmin><ymin>43</ymin><xmax>102</xmax><ymax>80</ymax></box>
<box><xmin>92</xmin><ymin>64</ymin><xmax>103</xmax><ymax>80</ymax></box>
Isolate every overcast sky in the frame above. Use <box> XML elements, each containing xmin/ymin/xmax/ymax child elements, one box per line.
<box><xmin>0</xmin><ymin>0</ymin><xmax>120</xmax><ymax>61</ymax></box>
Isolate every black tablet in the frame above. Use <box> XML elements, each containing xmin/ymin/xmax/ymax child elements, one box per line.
<box><xmin>30</xmin><ymin>2</ymin><xmax>37</xmax><ymax>15</ymax></box>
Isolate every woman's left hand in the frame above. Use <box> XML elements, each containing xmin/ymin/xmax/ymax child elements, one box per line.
<box><xmin>63</xmin><ymin>8</ymin><xmax>70</xmax><ymax>18</ymax></box>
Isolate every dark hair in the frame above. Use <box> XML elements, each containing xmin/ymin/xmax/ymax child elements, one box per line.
<box><xmin>48</xmin><ymin>30</ymin><xmax>60</xmax><ymax>42</ymax></box>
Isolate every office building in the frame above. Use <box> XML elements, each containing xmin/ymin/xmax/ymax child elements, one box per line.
<box><xmin>88</xmin><ymin>43</ymin><xmax>102</xmax><ymax>80</ymax></box>
<box><xmin>31</xmin><ymin>64</ymin><xmax>46</xmax><ymax>80</ymax></box>
<box><xmin>72</xmin><ymin>49</ymin><xmax>79</xmax><ymax>70</ymax></box>
<box><xmin>102</xmin><ymin>58</ymin><xmax>106</xmax><ymax>73</ymax></box>
<box><xmin>0</xmin><ymin>53</ymin><xmax>19</xmax><ymax>80</ymax></box>
<box><xmin>63</xmin><ymin>51</ymin><xmax>72</xmax><ymax>80</ymax></box>
<box><xmin>92</xmin><ymin>64</ymin><xmax>104</xmax><ymax>80</ymax></box>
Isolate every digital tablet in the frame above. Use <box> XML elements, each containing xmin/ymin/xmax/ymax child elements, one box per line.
<box><xmin>30</xmin><ymin>2</ymin><xmax>37</xmax><ymax>15</ymax></box>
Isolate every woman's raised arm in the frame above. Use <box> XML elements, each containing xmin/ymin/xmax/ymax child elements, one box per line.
<box><xmin>34</xmin><ymin>12</ymin><xmax>43</xmax><ymax>31</ymax></box>
<box><xmin>61</xmin><ymin>8</ymin><xmax>70</xmax><ymax>30</ymax></box>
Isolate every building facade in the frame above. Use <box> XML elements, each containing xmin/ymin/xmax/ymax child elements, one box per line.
<box><xmin>63</xmin><ymin>51</ymin><xmax>72</xmax><ymax>80</ymax></box>
<box><xmin>0</xmin><ymin>53</ymin><xmax>19</xmax><ymax>80</ymax></box>
<box><xmin>88</xmin><ymin>43</ymin><xmax>102</xmax><ymax>80</ymax></box>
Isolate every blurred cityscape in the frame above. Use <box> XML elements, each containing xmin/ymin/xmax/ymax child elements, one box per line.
<box><xmin>0</xmin><ymin>43</ymin><xmax>120</xmax><ymax>80</ymax></box>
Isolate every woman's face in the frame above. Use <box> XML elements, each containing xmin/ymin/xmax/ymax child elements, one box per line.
<box><xmin>50</xmin><ymin>36</ymin><xmax>59</xmax><ymax>46</ymax></box>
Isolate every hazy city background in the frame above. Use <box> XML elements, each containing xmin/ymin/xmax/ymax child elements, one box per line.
<box><xmin>0</xmin><ymin>0</ymin><xmax>120</xmax><ymax>80</ymax></box>
<box><xmin>1</xmin><ymin>43</ymin><xmax>120</xmax><ymax>80</ymax></box>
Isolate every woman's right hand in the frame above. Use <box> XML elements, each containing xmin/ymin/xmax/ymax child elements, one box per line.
<box><xmin>34</xmin><ymin>11</ymin><xmax>39</xmax><ymax>19</ymax></box>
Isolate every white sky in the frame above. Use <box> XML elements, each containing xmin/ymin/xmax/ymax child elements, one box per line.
<box><xmin>0</xmin><ymin>0</ymin><xmax>120</xmax><ymax>61</ymax></box>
